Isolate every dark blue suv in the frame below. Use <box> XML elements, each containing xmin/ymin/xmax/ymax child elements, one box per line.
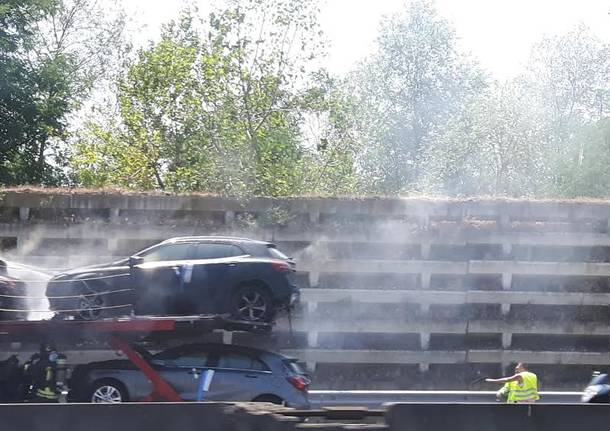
<box><xmin>46</xmin><ymin>237</ymin><xmax>299</xmax><ymax>322</ymax></box>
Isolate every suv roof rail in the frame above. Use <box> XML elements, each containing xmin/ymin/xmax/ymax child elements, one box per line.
<box><xmin>163</xmin><ymin>236</ymin><xmax>264</xmax><ymax>243</ymax></box>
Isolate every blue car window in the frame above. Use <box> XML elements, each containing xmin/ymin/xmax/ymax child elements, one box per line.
<box><xmin>591</xmin><ymin>374</ymin><xmax>609</xmax><ymax>385</ymax></box>
<box><xmin>217</xmin><ymin>353</ymin><xmax>268</xmax><ymax>371</ymax></box>
<box><xmin>161</xmin><ymin>352</ymin><xmax>209</xmax><ymax>368</ymax></box>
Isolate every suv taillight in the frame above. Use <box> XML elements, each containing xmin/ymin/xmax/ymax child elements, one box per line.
<box><xmin>271</xmin><ymin>261</ymin><xmax>292</xmax><ymax>273</ymax></box>
<box><xmin>286</xmin><ymin>375</ymin><xmax>309</xmax><ymax>392</ymax></box>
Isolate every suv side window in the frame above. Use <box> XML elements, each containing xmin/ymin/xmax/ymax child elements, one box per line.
<box><xmin>217</xmin><ymin>353</ymin><xmax>269</xmax><ymax>371</ymax></box>
<box><xmin>191</xmin><ymin>243</ymin><xmax>244</xmax><ymax>260</ymax></box>
<box><xmin>141</xmin><ymin>243</ymin><xmax>193</xmax><ymax>262</ymax></box>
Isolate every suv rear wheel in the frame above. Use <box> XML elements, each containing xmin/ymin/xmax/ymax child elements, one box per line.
<box><xmin>232</xmin><ymin>285</ymin><xmax>273</xmax><ymax>322</ymax></box>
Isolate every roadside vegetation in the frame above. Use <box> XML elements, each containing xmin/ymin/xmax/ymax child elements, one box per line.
<box><xmin>2</xmin><ymin>0</ymin><xmax>610</xmax><ymax>198</ymax></box>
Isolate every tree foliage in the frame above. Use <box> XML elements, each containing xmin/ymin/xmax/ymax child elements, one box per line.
<box><xmin>525</xmin><ymin>25</ymin><xmax>610</xmax><ymax>196</ymax></box>
<box><xmin>554</xmin><ymin>119</ymin><xmax>610</xmax><ymax>198</ymax></box>
<box><xmin>350</xmin><ymin>0</ymin><xmax>485</xmax><ymax>194</ymax></box>
<box><xmin>1</xmin><ymin>0</ymin><xmax>64</xmax><ymax>184</ymax></box>
<box><xmin>5</xmin><ymin>0</ymin><xmax>610</xmax><ymax>199</ymax></box>
<box><xmin>72</xmin><ymin>1</ymin><xmax>358</xmax><ymax>197</ymax></box>
<box><xmin>528</xmin><ymin>25</ymin><xmax>610</xmax><ymax>133</ymax></box>
<box><xmin>420</xmin><ymin>82</ymin><xmax>551</xmax><ymax>196</ymax></box>
<box><xmin>0</xmin><ymin>0</ymin><xmax>126</xmax><ymax>186</ymax></box>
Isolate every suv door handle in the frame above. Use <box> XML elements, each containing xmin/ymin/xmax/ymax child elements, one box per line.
<box><xmin>244</xmin><ymin>374</ymin><xmax>258</xmax><ymax>378</ymax></box>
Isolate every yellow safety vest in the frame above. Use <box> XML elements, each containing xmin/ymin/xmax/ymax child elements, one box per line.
<box><xmin>506</xmin><ymin>371</ymin><xmax>539</xmax><ymax>403</ymax></box>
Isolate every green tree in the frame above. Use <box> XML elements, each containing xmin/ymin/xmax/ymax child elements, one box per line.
<box><xmin>525</xmin><ymin>25</ymin><xmax>610</xmax><ymax>197</ymax></box>
<box><xmin>420</xmin><ymin>82</ymin><xmax>551</xmax><ymax>196</ymax></box>
<box><xmin>409</xmin><ymin>23</ymin><xmax>610</xmax><ymax>198</ymax></box>
<box><xmin>0</xmin><ymin>0</ymin><xmax>126</xmax><ymax>186</ymax></box>
<box><xmin>349</xmin><ymin>0</ymin><xmax>485</xmax><ymax>194</ymax></box>
<box><xmin>72</xmin><ymin>1</ymin><xmax>357</xmax><ymax>197</ymax></box>
<box><xmin>0</xmin><ymin>0</ymin><xmax>65</xmax><ymax>184</ymax></box>
<box><xmin>554</xmin><ymin>119</ymin><xmax>610</xmax><ymax>198</ymax></box>
<box><xmin>297</xmin><ymin>70</ymin><xmax>360</xmax><ymax>195</ymax></box>
<box><xmin>528</xmin><ymin>25</ymin><xmax>610</xmax><ymax>136</ymax></box>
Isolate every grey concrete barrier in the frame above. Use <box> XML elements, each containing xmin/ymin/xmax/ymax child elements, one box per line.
<box><xmin>386</xmin><ymin>403</ymin><xmax>610</xmax><ymax>431</ymax></box>
<box><xmin>0</xmin><ymin>402</ymin><xmax>296</xmax><ymax>431</ymax></box>
<box><xmin>0</xmin><ymin>402</ymin><xmax>387</xmax><ymax>431</ymax></box>
<box><xmin>5</xmin><ymin>189</ymin><xmax>610</xmax><ymax>389</ymax></box>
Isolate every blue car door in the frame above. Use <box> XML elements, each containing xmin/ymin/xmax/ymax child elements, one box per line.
<box><xmin>203</xmin><ymin>351</ymin><xmax>272</xmax><ymax>402</ymax></box>
<box><xmin>148</xmin><ymin>347</ymin><xmax>212</xmax><ymax>400</ymax></box>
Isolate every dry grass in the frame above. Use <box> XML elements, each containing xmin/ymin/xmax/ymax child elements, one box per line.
<box><xmin>2</xmin><ymin>186</ymin><xmax>610</xmax><ymax>204</ymax></box>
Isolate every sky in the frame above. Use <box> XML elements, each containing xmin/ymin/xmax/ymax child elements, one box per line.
<box><xmin>124</xmin><ymin>0</ymin><xmax>610</xmax><ymax>79</ymax></box>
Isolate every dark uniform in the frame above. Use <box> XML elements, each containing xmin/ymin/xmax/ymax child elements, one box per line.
<box><xmin>28</xmin><ymin>346</ymin><xmax>59</xmax><ymax>402</ymax></box>
<box><xmin>0</xmin><ymin>355</ymin><xmax>23</xmax><ymax>402</ymax></box>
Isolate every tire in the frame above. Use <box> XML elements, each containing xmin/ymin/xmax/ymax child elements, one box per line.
<box><xmin>73</xmin><ymin>280</ymin><xmax>131</xmax><ymax>321</ymax></box>
<box><xmin>252</xmin><ymin>394</ymin><xmax>284</xmax><ymax>405</ymax></box>
<box><xmin>231</xmin><ymin>284</ymin><xmax>274</xmax><ymax>322</ymax></box>
<box><xmin>88</xmin><ymin>379</ymin><xmax>129</xmax><ymax>403</ymax></box>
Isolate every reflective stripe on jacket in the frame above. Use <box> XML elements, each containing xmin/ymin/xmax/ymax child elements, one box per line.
<box><xmin>36</xmin><ymin>387</ymin><xmax>58</xmax><ymax>400</ymax></box>
<box><xmin>507</xmin><ymin>371</ymin><xmax>539</xmax><ymax>403</ymax></box>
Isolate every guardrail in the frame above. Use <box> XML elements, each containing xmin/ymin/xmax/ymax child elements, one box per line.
<box><xmin>299</xmin><ymin>288</ymin><xmax>610</xmax><ymax>306</ymax></box>
<box><xmin>308</xmin><ymin>390</ymin><xmax>584</xmax><ymax>408</ymax></box>
<box><xmin>284</xmin><ymin>349</ymin><xmax>610</xmax><ymax>366</ymax></box>
<box><xmin>278</xmin><ymin>319</ymin><xmax>610</xmax><ymax>337</ymax></box>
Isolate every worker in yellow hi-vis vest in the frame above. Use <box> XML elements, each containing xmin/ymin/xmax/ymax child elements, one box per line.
<box><xmin>486</xmin><ymin>362</ymin><xmax>539</xmax><ymax>403</ymax></box>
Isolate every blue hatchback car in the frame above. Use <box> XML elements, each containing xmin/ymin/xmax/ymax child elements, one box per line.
<box><xmin>68</xmin><ymin>343</ymin><xmax>311</xmax><ymax>408</ymax></box>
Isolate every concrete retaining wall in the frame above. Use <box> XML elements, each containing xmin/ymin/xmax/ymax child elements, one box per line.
<box><xmin>0</xmin><ymin>403</ymin><xmax>241</xmax><ymax>431</ymax></box>
<box><xmin>0</xmin><ymin>402</ymin><xmax>382</xmax><ymax>431</ymax></box>
<box><xmin>386</xmin><ymin>403</ymin><xmax>610</xmax><ymax>431</ymax></box>
<box><xmin>1</xmin><ymin>401</ymin><xmax>609</xmax><ymax>431</ymax></box>
<box><xmin>2</xmin><ymin>190</ymin><xmax>610</xmax><ymax>389</ymax></box>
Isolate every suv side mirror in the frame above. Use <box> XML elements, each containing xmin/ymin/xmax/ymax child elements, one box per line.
<box><xmin>128</xmin><ymin>256</ymin><xmax>144</xmax><ymax>267</ymax></box>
